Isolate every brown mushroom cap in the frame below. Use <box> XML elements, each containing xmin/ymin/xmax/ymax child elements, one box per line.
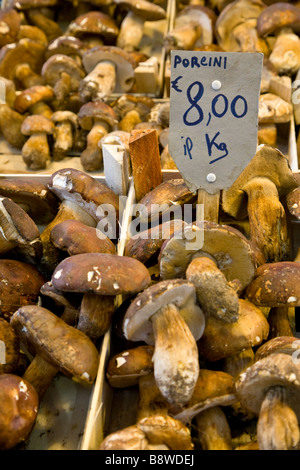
<box><xmin>257</xmin><ymin>2</ymin><xmax>300</xmax><ymax>37</ymax></box>
<box><xmin>254</xmin><ymin>336</ymin><xmax>300</xmax><ymax>362</ymax></box>
<box><xmin>0</xmin><ymin>259</ymin><xmax>45</xmax><ymax>321</ymax></box>
<box><xmin>5</xmin><ymin>0</ymin><xmax>58</xmax><ymax>9</ymax></box>
<box><xmin>0</xmin><ymin>373</ymin><xmax>38</xmax><ymax>450</ymax></box>
<box><xmin>50</xmin><ymin>219</ymin><xmax>116</xmax><ymax>256</ymax></box>
<box><xmin>114</xmin><ymin>0</ymin><xmax>167</xmax><ymax>21</ymax></box>
<box><xmin>78</xmin><ymin>101</ymin><xmax>118</xmax><ymax>131</ymax></box>
<box><xmin>21</xmin><ymin>114</ymin><xmax>55</xmax><ymax>136</ymax></box>
<box><xmin>287</xmin><ymin>186</ymin><xmax>300</xmax><ymax>220</ymax></box>
<box><xmin>0</xmin><ymin>318</ymin><xmax>19</xmax><ymax>375</ymax></box>
<box><xmin>0</xmin><ymin>38</ymin><xmax>46</xmax><ymax>80</ymax></box>
<box><xmin>45</xmin><ymin>35</ymin><xmax>86</xmax><ymax>60</ymax></box>
<box><xmin>0</xmin><ymin>178</ymin><xmax>58</xmax><ymax>225</ymax></box>
<box><xmin>51</xmin><ymin>252</ymin><xmax>151</xmax><ymax>296</ymax></box>
<box><xmin>41</xmin><ymin>54</ymin><xmax>85</xmax><ymax>90</ymax></box>
<box><xmin>138</xmin><ymin>415</ymin><xmax>194</xmax><ymax>450</ymax></box>
<box><xmin>67</xmin><ymin>11</ymin><xmax>119</xmax><ymax>40</ymax></box>
<box><xmin>0</xmin><ymin>8</ymin><xmax>21</xmax><ymax>47</ymax></box>
<box><xmin>123</xmin><ymin>279</ymin><xmax>205</xmax><ymax>344</ymax></box>
<box><xmin>10</xmin><ymin>305</ymin><xmax>99</xmax><ymax>385</ymax></box>
<box><xmin>245</xmin><ymin>262</ymin><xmax>300</xmax><ymax>307</ymax></box>
<box><xmin>14</xmin><ymin>85</ymin><xmax>54</xmax><ymax>114</ymax></box>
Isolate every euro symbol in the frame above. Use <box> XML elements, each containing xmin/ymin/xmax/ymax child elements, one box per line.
<box><xmin>171</xmin><ymin>76</ymin><xmax>182</xmax><ymax>93</ymax></box>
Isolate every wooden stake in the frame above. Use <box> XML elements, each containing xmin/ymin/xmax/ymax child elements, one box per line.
<box><xmin>129</xmin><ymin>129</ymin><xmax>162</xmax><ymax>201</ymax></box>
<box><xmin>197</xmin><ymin>188</ymin><xmax>220</xmax><ymax>223</ymax></box>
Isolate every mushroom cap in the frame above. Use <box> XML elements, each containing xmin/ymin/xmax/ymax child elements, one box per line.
<box><xmin>173</xmin><ymin>369</ymin><xmax>236</xmax><ymax>422</ymax></box>
<box><xmin>106</xmin><ymin>344</ymin><xmax>154</xmax><ymax>387</ymax></box>
<box><xmin>82</xmin><ymin>45</ymin><xmax>138</xmax><ymax>93</ymax></box>
<box><xmin>235</xmin><ymin>353</ymin><xmax>300</xmax><ymax>416</ymax></box>
<box><xmin>45</xmin><ymin>35</ymin><xmax>86</xmax><ymax>60</ymax></box>
<box><xmin>0</xmin><ymin>196</ymin><xmax>42</xmax><ymax>262</ymax></box>
<box><xmin>114</xmin><ymin>0</ymin><xmax>167</xmax><ymax>21</ymax></box>
<box><xmin>21</xmin><ymin>115</ymin><xmax>55</xmax><ymax>136</ymax></box>
<box><xmin>259</xmin><ymin>93</ymin><xmax>293</xmax><ymax>123</ymax></box>
<box><xmin>0</xmin><ymin>373</ymin><xmax>38</xmax><ymax>450</ymax></box>
<box><xmin>50</xmin><ymin>219</ymin><xmax>116</xmax><ymax>256</ymax></box>
<box><xmin>0</xmin><ymin>259</ymin><xmax>45</xmax><ymax>321</ymax></box>
<box><xmin>14</xmin><ymin>85</ymin><xmax>54</xmax><ymax>114</ymax></box>
<box><xmin>159</xmin><ymin>221</ymin><xmax>257</xmax><ymax>290</ymax></box>
<box><xmin>257</xmin><ymin>2</ymin><xmax>300</xmax><ymax>37</ymax></box>
<box><xmin>138</xmin><ymin>415</ymin><xmax>194</xmax><ymax>450</ymax></box>
<box><xmin>0</xmin><ymin>8</ymin><xmax>21</xmax><ymax>47</ymax></box>
<box><xmin>0</xmin><ymin>178</ymin><xmax>58</xmax><ymax>225</ymax></box>
<box><xmin>99</xmin><ymin>424</ymin><xmax>149</xmax><ymax>450</ymax></box>
<box><xmin>51</xmin><ymin>252</ymin><xmax>151</xmax><ymax>296</ymax></box>
<box><xmin>287</xmin><ymin>186</ymin><xmax>300</xmax><ymax>220</ymax></box>
<box><xmin>51</xmin><ymin>110</ymin><xmax>78</xmax><ymax>127</ymax></box>
<box><xmin>67</xmin><ymin>11</ymin><xmax>119</xmax><ymax>39</ymax></box>
<box><xmin>0</xmin><ymin>318</ymin><xmax>19</xmax><ymax>375</ymax></box>
<box><xmin>41</xmin><ymin>54</ymin><xmax>85</xmax><ymax>89</ymax></box>
<box><xmin>111</xmin><ymin>93</ymin><xmax>155</xmax><ymax>121</ymax></box>
<box><xmin>0</xmin><ymin>38</ymin><xmax>46</xmax><ymax>80</ymax></box>
<box><xmin>197</xmin><ymin>299</ymin><xmax>269</xmax><ymax>362</ymax></box>
<box><xmin>48</xmin><ymin>168</ymin><xmax>119</xmax><ymax>222</ymax></box>
<box><xmin>78</xmin><ymin>101</ymin><xmax>118</xmax><ymax>131</ymax></box>
<box><xmin>10</xmin><ymin>305</ymin><xmax>99</xmax><ymax>385</ymax></box>
<box><xmin>5</xmin><ymin>0</ymin><xmax>57</xmax><ymax>9</ymax></box>
<box><xmin>245</xmin><ymin>262</ymin><xmax>300</xmax><ymax>307</ymax></box>
<box><xmin>222</xmin><ymin>145</ymin><xmax>298</xmax><ymax>219</ymax></box>
<box><xmin>40</xmin><ymin>280</ymin><xmax>80</xmax><ymax>310</ymax></box>
<box><xmin>123</xmin><ymin>279</ymin><xmax>205</xmax><ymax>345</ymax></box>
<box><xmin>254</xmin><ymin>336</ymin><xmax>300</xmax><ymax>362</ymax></box>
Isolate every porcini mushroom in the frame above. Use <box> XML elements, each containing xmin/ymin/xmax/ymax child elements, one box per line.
<box><xmin>0</xmin><ymin>318</ymin><xmax>20</xmax><ymax>375</ymax></box>
<box><xmin>259</xmin><ymin>93</ymin><xmax>293</xmax><ymax>124</ymax></box>
<box><xmin>123</xmin><ymin>279</ymin><xmax>205</xmax><ymax>406</ymax></box>
<box><xmin>0</xmin><ymin>38</ymin><xmax>45</xmax><ymax>81</ymax></box>
<box><xmin>14</xmin><ymin>85</ymin><xmax>54</xmax><ymax>118</ymax></box>
<box><xmin>222</xmin><ymin>145</ymin><xmax>298</xmax><ymax>262</ymax></box>
<box><xmin>67</xmin><ymin>11</ymin><xmax>119</xmax><ymax>48</ymax></box>
<box><xmin>78</xmin><ymin>101</ymin><xmax>118</xmax><ymax>171</ymax></box>
<box><xmin>0</xmin><ymin>8</ymin><xmax>21</xmax><ymax>47</ymax></box>
<box><xmin>10</xmin><ymin>305</ymin><xmax>99</xmax><ymax>399</ymax></box>
<box><xmin>51</xmin><ymin>110</ymin><xmax>79</xmax><ymax>160</ymax></box>
<box><xmin>51</xmin><ymin>253</ymin><xmax>151</xmax><ymax>342</ymax></box>
<box><xmin>21</xmin><ymin>114</ymin><xmax>55</xmax><ymax>170</ymax></box>
<box><xmin>0</xmin><ymin>104</ymin><xmax>26</xmax><ymax>149</ymax></box>
<box><xmin>0</xmin><ymin>374</ymin><xmax>38</xmax><ymax>450</ymax></box>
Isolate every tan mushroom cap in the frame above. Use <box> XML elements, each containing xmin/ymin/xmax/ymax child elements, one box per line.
<box><xmin>159</xmin><ymin>221</ymin><xmax>257</xmax><ymax>290</ymax></box>
<box><xmin>257</xmin><ymin>2</ymin><xmax>300</xmax><ymax>37</ymax></box>
<box><xmin>106</xmin><ymin>344</ymin><xmax>154</xmax><ymax>387</ymax></box>
<box><xmin>235</xmin><ymin>353</ymin><xmax>300</xmax><ymax>417</ymax></box>
<box><xmin>173</xmin><ymin>369</ymin><xmax>236</xmax><ymax>423</ymax></box>
<box><xmin>0</xmin><ymin>178</ymin><xmax>58</xmax><ymax>225</ymax></box>
<box><xmin>0</xmin><ymin>259</ymin><xmax>45</xmax><ymax>321</ymax></box>
<box><xmin>11</xmin><ymin>305</ymin><xmax>99</xmax><ymax>385</ymax></box>
<box><xmin>245</xmin><ymin>262</ymin><xmax>300</xmax><ymax>307</ymax></box>
<box><xmin>51</xmin><ymin>252</ymin><xmax>151</xmax><ymax>296</ymax></box>
<box><xmin>197</xmin><ymin>299</ymin><xmax>269</xmax><ymax>362</ymax></box>
<box><xmin>51</xmin><ymin>110</ymin><xmax>78</xmax><ymax>127</ymax></box>
<box><xmin>114</xmin><ymin>0</ymin><xmax>167</xmax><ymax>21</ymax></box>
<box><xmin>67</xmin><ymin>11</ymin><xmax>119</xmax><ymax>40</ymax></box>
<box><xmin>21</xmin><ymin>114</ymin><xmax>55</xmax><ymax>135</ymax></box>
<box><xmin>0</xmin><ymin>38</ymin><xmax>46</xmax><ymax>80</ymax></box>
<box><xmin>0</xmin><ymin>373</ymin><xmax>39</xmax><ymax>450</ymax></box>
<box><xmin>0</xmin><ymin>8</ymin><xmax>21</xmax><ymax>47</ymax></box>
<box><xmin>0</xmin><ymin>318</ymin><xmax>19</xmax><ymax>374</ymax></box>
<box><xmin>78</xmin><ymin>101</ymin><xmax>118</xmax><ymax>131</ymax></box>
<box><xmin>259</xmin><ymin>93</ymin><xmax>293</xmax><ymax>123</ymax></box>
<box><xmin>123</xmin><ymin>279</ymin><xmax>205</xmax><ymax>345</ymax></box>
<box><xmin>14</xmin><ymin>85</ymin><xmax>54</xmax><ymax>114</ymax></box>
<box><xmin>41</xmin><ymin>54</ymin><xmax>85</xmax><ymax>89</ymax></box>
<box><xmin>50</xmin><ymin>219</ymin><xmax>116</xmax><ymax>256</ymax></box>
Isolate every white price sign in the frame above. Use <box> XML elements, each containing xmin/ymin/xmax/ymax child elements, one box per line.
<box><xmin>169</xmin><ymin>51</ymin><xmax>263</xmax><ymax>194</ymax></box>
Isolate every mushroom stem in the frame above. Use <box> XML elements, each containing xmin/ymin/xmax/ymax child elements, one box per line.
<box><xmin>22</xmin><ymin>132</ymin><xmax>51</xmax><ymax>170</ymax></box>
<box><xmin>137</xmin><ymin>374</ymin><xmax>169</xmax><ymax>421</ymax></box>
<box><xmin>79</xmin><ymin>61</ymin><xmax>116</xmax><ymax>102</ymax></box>
<box><xmin>257</xmin><ymin>385</ymin><xmax>300</xmax><ymax>450</ymax></box>
<box><xmin>151</xmin><ymin>303</ymin><xmax>199</xmax><ymax>407</ymax></box>
<box><xmin>77</xmin><ymin>293</ymin><xmax>115</xmax><ymax>342</ymax></box>
<box><xmin>117</xmin><ymin>12</ymin><xmax>145</xmax><ymax>51</ymax></box>
<box><xmin>29</xmin><ymin>101</ymin><xmax>53</xmax><ymax>119</ymax></box>
<box><xmin>53</xmin><ymin>120</ymin><xmax>73</xmax><ymax>161</ymax></box>
<box><xmin>23</xmin><ymin>353</ymin><xmax>59</xmax><ymax>399</ymax></box>
<box><xmin>195</xmin><ymin>406</ymin><xmax>232</xmax><ymax>450</ymax></box>
<box><xmin>80</xmin><ymin>119</ymin><xmax>110</xmax><ymax>171</ymax></box>
<box><xmin>268</xmin><ymin>306</ymin><xmax>294</xmax><ymax>339</ymax></box>
<box><xmin>54</xmin><ymin>72</ymin><xmax>71</xmax><ymax>103</ymax></box>
<box><xmin>243</xmin><ymin>176</ymin><xmax>290</xmax><ymax>262</ymax></box>
<box><xmin>14</xmin><ymin>63</ymin><xmax>44</xmax><ymax>88</ymax></box>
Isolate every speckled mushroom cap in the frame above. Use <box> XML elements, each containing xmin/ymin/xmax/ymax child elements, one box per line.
<box><xmin>21</xmin><ymin>114</ymin><xmax>55</xmax><ymax>135</ymax></box>
<box><xmin>254</xmin><ymin>336</ymin><xmax>300</xmax><ymax>362</ymax></box>
<box><xmin>78</xmin><ymin>101</ymin><xmax>118</xmax><ymax>131</ymax></box>
<box><xmin>82</xmin><ymin>45</ymin><xmax>138</xmax><ymax>93</ymax></box>
<box><xmin>114</xmin><ymin>0</ymin><xmax>167</xmax><ymax>21</ymax></box>
<box><xmin>0</xmin><ymin>259</ymin><xmax>45</xmax><ymax>321</ymax></box>
<box><xmin>41</xmin><ymin>54</ymin><xmax>85</xmax><ymax>90</ymax></box>
<box><xmin>67</xmin><ymin>11</ymin><xmax>119</xmax><ymax>40</ymax></box>
<box><xmin>197</xmin><ymin>299</ymin><xmax>269</xmax><ymax>362</ymax></box>
<box><xmin>48</xmin><ymin>168</ymin><xmax>119</xmax><ymax>222</ymax></box>
<box><xmin>51</xmin><ymin>252</ymin><xmax>151</xmax><ymax>296</ymax></box>
<box><xmin>10</xmin><ymin>305</ymin><xmax>99</xmax><ymax>385</ymax></box>
<box><xmin>173</xmin><ymin>369</ymin><xmax>236</xmax><ymax>423</ymax></box>
<box><xmin>287</xmin><ymin>186</ymin><xmax>300</xmax><ymax>220</ymax></box>
<box><xmin>159</xmin><ymin>221</ymin><xmax>257</xmax><ymax>290</ymax></box>
<box><xmin>245</xmin><ymin>262</ymin><xmax>300</xmax><ymax>307</ymax></box>
<box><xmin>0</xmin><ymin>8</ymin><xmax>21</xmax><ymax>47</ymax></box>
<box><xmin>0</xmin><ymin>178</ymin><xmax>58</xmax><ymax>225</ymax></box>
<box><xmin>123</xmin><ymin>279</ymin><xmax>205</xmax><ymax>345</ymax></box>
<box><xmin>256</xmin><ymin>2</ymin><xmax>300</xmax><ymax>37</ymax></box>
<box><xmin>235</xmin><ymin>353</ymin><xmax>300</xmax><ymax>417</ymax></box>
<box><xmin>0</xmin><ymin>318</ymin><xmax>19</xmax><ymax>374</ymax></box>
<box><xmin>0</xmin><ymin>373</ymin><xmax>39</xmax><ymax>450</ymax></box>
<box><xmin>14</xmin><ymin>85</ymin><xmax>54</xmax><ymax>113</ymax></box>
<box><xmin>50</xmin><ymin>219</ymin><xmax>116</xmax><ymax>256</ymax></box>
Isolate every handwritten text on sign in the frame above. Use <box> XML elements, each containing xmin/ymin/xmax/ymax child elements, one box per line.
<box><xmin>169</xmin><ymin>52</ymin><xmax>263</xmax><ymax>194</ymax></box>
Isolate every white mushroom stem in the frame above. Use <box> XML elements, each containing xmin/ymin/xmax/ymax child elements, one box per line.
<box><xmin>117</xmin><ymin>12</ymin><xmax>145</xmax><ymax>51</ymax></box>
<box><xmin>80</xmin><ymin>61</ymin><xmax>116</xmax><ymax>102</ymax></box>
<box><xmin>195</xmin><ymin>406</ymin><xmax>232</xmax><ymax>450</ymax></box>
<box><xmin>53</xmin><ymin>120</ymin><xmax>73</xmax><ymax>161</ymax></box>
<box><xmin>257</xmin><ymin>385</ymin><xmax>300</xmax><ymax>450</ymax></box>
<box><xmin>151</xmin><ymin>303</ymin><xmax>199</xmax><ymax>407</ymax></box>
<box><xmin>242</xmin><ymin>176</ymin><xmax>290</xmax><ymax>262</ymax></box>
<box><xmin>22</xmin><ymin>133</ymin><xmax>51</xmax><ymax>171</ymax></box>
